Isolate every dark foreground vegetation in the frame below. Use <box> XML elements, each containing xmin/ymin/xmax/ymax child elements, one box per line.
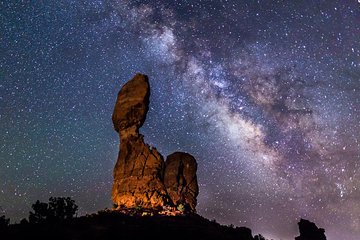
<box><xmin>1</xmin><ymin>211</ymin><xmax>262</xmax><ymax>240</ymax></box>
<box><xmin>0</xmin><ymin>197</ymin><xmax>326</xmax><ymax>240</ymax></box>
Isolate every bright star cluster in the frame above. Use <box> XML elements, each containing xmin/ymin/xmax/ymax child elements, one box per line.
<box><xmin>1</xmin><ymin>1</ymin><xmax>359</xmax><ymax>239</ymax></box>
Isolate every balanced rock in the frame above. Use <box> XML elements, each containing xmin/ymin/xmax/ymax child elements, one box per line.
<box><xmin>112</xmin><ymin>73</ymin><xmax>150</xmax><ymax>134</ymax></box>
<box><xmin>112</xmin><ymin>73</ymin><xmax>199</xmax><ymax>212</ymax></box>
<box><xmin>295</xmin><ymin>219</ymin><xmax>326</xmax><ymax>240</ymax></box>
<box><xmin>164</xmin><ymin>152</ymin><xmax>199</xmax><ymax>211</ymax></box>
<box><xmin>112</xmin><ymin>74</ymin><xmax>170</xmax><ymax>208</ymax></box>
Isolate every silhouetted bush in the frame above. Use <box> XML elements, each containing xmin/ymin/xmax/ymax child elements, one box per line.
<box><xmin>29</xmin><ymin>200</ymin><xmax>49</xmax><ymax>224</ymax></box>
<box><xmin>20</xmin><ymin>218</ymin><xmax>29</xmax><ymax>225</ymax></box>
<box><xmin>48</xmin><ymin>197</ymin><xmax>78</xmax><ymax>221</ymax></box>
<box><xmin>29</xmin><ymin>197</ymin><xmax>78</xmax><ymax>224</ymax></box>
<box><xmin>254</xmin><ymin>234</ymin><xmax>266</xmax><ymax>240</ymax></box>
<box><xmin>0</xmin><ymin>214</ymin><xmax>10</xmax><ymax>228</ymax></box>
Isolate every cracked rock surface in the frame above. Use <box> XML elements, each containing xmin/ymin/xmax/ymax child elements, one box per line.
<box><xmin>112</xmin><ymin>74</ymin><xmax>198</xmax><ymax>211</ymax></box>
<box><xmin>164</xmin><ymin>152</ymin><xmax>198</xmax><ymax>211</ymax></box>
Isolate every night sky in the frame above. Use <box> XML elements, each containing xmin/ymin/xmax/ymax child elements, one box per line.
<box><xmin>1</xmin><ymin>1</ymin><xmax>360</xmax><ymax>239</ymax></box>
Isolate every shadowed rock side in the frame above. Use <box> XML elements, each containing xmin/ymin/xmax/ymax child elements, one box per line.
<box><xmin>164</xmin><ymin>152</ymin><xmax>199</xmax><ymax>211</ymax></box>
<box><xmin>112</xmin><ymin>73</ymin><xmax>198</xmax><ymax>211</ymax></box>
<box><xmin>295</xmin><ymin>219</ymin><xmax>327</xmax><ymax>240</ymax></box>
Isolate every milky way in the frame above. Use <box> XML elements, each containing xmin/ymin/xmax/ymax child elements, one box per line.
<box><xmin>1</xmin><ymin>1</ymin><xmax>360</xmax><ymax>239</ymax></box>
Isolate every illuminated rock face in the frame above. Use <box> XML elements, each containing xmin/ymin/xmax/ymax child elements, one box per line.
<box><xmin>112</xmin><ymin>74</ymin><xmax>170</xmax><ymax>208</ymax></box>
<box><xmin>112</xmin><ymin>74</ymin><xmax>198</xmax><ymax>211</ymax></box>
<box><xmin>112</xmin><ymin>73</ymin><xmax>149</xmax><ymax>134</ymax></box>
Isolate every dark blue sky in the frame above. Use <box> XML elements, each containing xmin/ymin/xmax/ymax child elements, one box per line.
<box><xmin>1</xmin><ymin>1</ymin><xmax>360</xmax><ymax>239</ymax></box>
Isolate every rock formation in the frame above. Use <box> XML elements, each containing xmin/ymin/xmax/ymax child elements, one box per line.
<box><xmin>112</xmin><ymin>73</ymin><xmax>198</xmax><ymax>212</ymax></box>
<box><xmin>112</xmin><ymin>74</ymin><xmax>169</xmax><ymax>208</ymax></box>
<box><xmin>295</xmin><ymin>219</ymin><xmax>327</xmax><ymax>240</ymax></box>
<box><xmin>164</xmin><ymin>152</ymin><xmax>198</xmax><ymax>211</ymax></box>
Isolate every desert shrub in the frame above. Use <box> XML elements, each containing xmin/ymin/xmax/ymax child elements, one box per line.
<box><xmin>29</xmin><ymin>197</ymin><xmax>78</xmax><ymax>223</ymax></box>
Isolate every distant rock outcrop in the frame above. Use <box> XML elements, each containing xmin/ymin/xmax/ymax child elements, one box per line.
<box><xmin>112</xmin><ymin>73</ymin><xmax>198</xmax><ymax>212</ymax></box>
<box><xmin>295</xmin><ymin>219</ymin><xmax>326</xmax><ymax>240</ymax></box>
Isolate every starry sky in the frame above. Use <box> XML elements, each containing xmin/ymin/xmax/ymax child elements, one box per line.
<box><xmin>1</xmin><ymin>0</ymin><xmax>360</xmax><ymax>239</ymax></box>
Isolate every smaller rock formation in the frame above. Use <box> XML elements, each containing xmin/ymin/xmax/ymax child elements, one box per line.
<box><xmin>164</xmin><ymin>152</ymin><xmax>199</xmax><ymax>211</ymax></box>
<box><xmin>295</xmin><ymin>219</ymin><xmax>327</xmax><ymax>240</ymax></box>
